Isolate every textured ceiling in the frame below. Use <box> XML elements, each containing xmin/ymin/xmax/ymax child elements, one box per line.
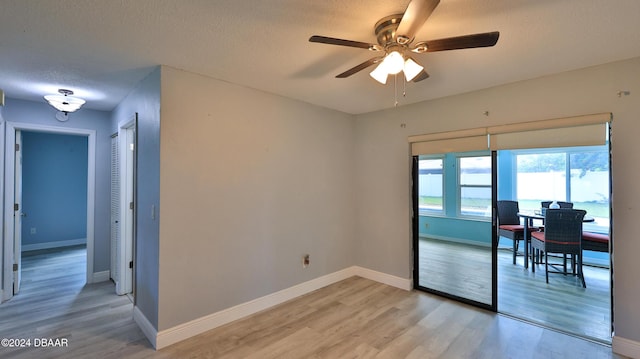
<box><xmin>1</xmin><ymin>0</ymin><xmax>639</xmax><ymax>114</ymax></box>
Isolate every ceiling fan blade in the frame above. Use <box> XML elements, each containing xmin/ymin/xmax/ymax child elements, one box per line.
<box><xmin>424</xmin><ymin>31</ymin><xmax>500</xmax><ymax>52</ymax></box>
<box><xmin>395</xmin><ymin>0</ymin><xmax>440</xmax><ymax>43</ymax></box>
<box><xmin>309</xmin><ymin>35</ymin><xmax>378</xmax><ymax>50</ymax></box>
<box><xmin>412</xmin><ymin>69</ymin><xmax>430</xmax><ymax>82</ymax></box>
<box><xmin>336</xmin><ymin>57</ymin><xmax>383</xmax><ymax>78</ymax></box>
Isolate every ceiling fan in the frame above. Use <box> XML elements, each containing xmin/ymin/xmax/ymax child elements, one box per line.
<box><xmin>309</xmin><ymin>0</ymin><xmax>499</xmax><ymax>84</ymax></box>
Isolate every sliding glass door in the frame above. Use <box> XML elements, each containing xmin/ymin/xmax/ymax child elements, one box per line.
<box><xmin>410</xmin><ymin>113</ymin><xmax>612</xmax><ymax>341</ymax></box>
<box><xmin>412</xmin><ymin>152</ymin><xmax>497</xmax><ymax>310</ymax></box>
<box><xmin>496</xmin><ymin>145</ymin><xmax>612</xmax><ymax>342</ymax></box>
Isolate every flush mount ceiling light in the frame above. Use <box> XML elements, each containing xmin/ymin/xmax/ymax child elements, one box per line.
<box><xmin>44</xmin><ymin>89</ymin><xmax>86</xmax><ymax>122</ymax></box>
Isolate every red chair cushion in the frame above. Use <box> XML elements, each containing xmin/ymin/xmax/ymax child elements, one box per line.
<box><xmin>499</xmin><ymin>224</ymin><xmax>524</xmax><ymax>231</ymax></box>
<box><xmin>500</xmin><ymin>224</ymin><xmax>539</xmax><ymax>232</ymax></box>
<box><xmin>531</xmin><ymin>231</ymin><xmax>580</xmax><ymax>245</ymax></box>
<box><xmin>582</xmin><ymin>232</ymin><xmax>609</xmax><ymax>244</ymax></box>
<box><xmin>531</xmin><ymin>231</ymin><xmax>544</xmax><ymax>240</ymax></box>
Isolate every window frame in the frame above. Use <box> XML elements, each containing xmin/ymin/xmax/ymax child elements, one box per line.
<box><xmin>457</xmin><ymin>153</ymin><xmax>492</xmax><ymax>220</ymax></box>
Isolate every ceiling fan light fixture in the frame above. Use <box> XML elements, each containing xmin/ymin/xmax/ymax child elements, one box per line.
<box><xmin>382</xmin><ymin>51</ymin><xmax>405</xmax><ymax>75</ymax></box>
<box><xmin>44</xmin><ymin>89</ymin><xmax>85</xmax><ymax>113</ymax></box>
<box><xmin>403</xmin><ymin>58</ymin><xmax>424</xmax><ymax>82</ymax></box>
<box><xmin>369</xmin><ymin>63</ymin><xmax>389</xmax><ymax>84</ymax></box>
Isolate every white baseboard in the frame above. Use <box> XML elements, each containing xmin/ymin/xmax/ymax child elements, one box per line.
<box><xmin>133</xmin><ymin>306</ymin><xmax>157</xmax><ymax>349</ymax></box>
<box><xmin>148</xmin><ymin>266</ymin><xmax>410</xmax><ymax>350</ymax></box>
<box><xmin>22</xmin><ymin>238</ymin><xmax>87</xmax><ymax>252</ymax></box>
<box><xmin>92</xmin><ymin>271</ymin><xmax>110</xmax><ymax>283</ymax></box>
<box><xmin>612</xmin><ymin>335</ymin><xmax>640</xmax><ymax>358</ymax></box>
<box><xmin>354</xmin><ymin>266</ymin><xmax>412</xmax><ymax>291</ymax></box>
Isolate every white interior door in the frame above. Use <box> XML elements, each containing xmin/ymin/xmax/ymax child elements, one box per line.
<box><xmin>13</xmin><ymin>130</ymin><xmax>23</xmax><ymax>295</ymax></box>
<box><xmin>110</xmin><ymin>134</ymin><xmax>121</xmax><ymax>290</ymax></box>
<box><xmin>116</xmin><ymin>123</ymin><xmax>135</xmax><ymax>295</ymax></box>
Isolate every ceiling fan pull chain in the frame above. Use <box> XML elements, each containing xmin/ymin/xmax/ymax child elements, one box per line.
<box><xmin>403</xmin><ymin>76</ymin><xmax>407</xmax><ymax>98</ymax></box>
<box><xmin>394</xmin><ymin>74</ymin><xmax>399</xmax><ymax>107</ymax></box>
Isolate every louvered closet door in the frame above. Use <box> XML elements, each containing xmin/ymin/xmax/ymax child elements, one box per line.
<box><xmin>110</xmin><ymin>134</ymin><xmax>121</xmax><ymax>290</ymax></box>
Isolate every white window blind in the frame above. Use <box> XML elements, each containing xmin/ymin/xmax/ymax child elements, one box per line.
<box><xmin>408</xmin><ymin>113</ymin><xmax>611</xmax><ymax>154</ymax></box>
<box><xmin>487</xmin><ymin>113</ymin><xmax>611</xmax><ymax>150</ymax></box>
<box><xmin>409</xmin><ymin>127</ymin><xmax>488</xmax><ymax>155</ymax></box>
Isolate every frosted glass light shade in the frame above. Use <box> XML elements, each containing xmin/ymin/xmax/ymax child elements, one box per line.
<box><xmin>369</xmin><ymin>52</ymin><xmax>425</xmax><ymax>84</ymax></box>
<box><xmin>403</xmin><ymin>58</ymin><xmax>424</xmax><ymax>82</ymax></box>
<box><xmin>369</xmin><ymin>63</ymin><xmax>389</xmax><ymax>84</ymax></box>
<box><xmin>44</xmin><ymin>94</ymin><xmax>85</xmax><ymax>113</ymax></box>
<box><xmin>382</xmin><ymin>51</ymin><xmax>404</xmax><ymax>75</ymax></box>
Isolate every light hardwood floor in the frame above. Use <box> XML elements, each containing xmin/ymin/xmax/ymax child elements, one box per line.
<box><xmin>0</xmin><ymin>246</ymin><xmax>625</xmax><ymax>358</ymax></box>
<box><xmin>418</xmin><ymin>237</ymin><xmax>611</xmax><ymax>343</ymax></box>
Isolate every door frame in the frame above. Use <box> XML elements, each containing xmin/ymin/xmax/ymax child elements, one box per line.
<box><xmin>12</xmin><ymin>130</ymin><xmax>23</xmax><ymax>295</ymax></box>
<box><xmin>2</xmin><ymin>122</ymin><xmax>96</xmax><ymax>302</ymax></box>
<box><xmin>116</xmin><ymin>117</ymin><xmax>136</xmax><ymax>296</ymax></box>
<box><xmin>0</xmin><ymin>120</ymin><xmax>4</xmax><ymax>301</ymax></box>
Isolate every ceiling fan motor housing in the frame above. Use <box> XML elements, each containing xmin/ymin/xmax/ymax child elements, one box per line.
<box><xmin>374</xmin><ymin>14</ymin><xmax>404</xmax><ymax>48</ymax></box>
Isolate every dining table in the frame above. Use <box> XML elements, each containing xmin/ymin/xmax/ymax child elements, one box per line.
<box><xmin>516</xmin><ymin>210</ymin><xmax>595</xmax><ymax>269</ymax></box>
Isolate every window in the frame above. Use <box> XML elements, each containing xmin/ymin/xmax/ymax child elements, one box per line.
<box><xmin>459</xmin><ymin>156</ymin><xmax>491</xmax><ymax>218</ymax></box>
<box><xmin>569</xmin><ymin>151</ymin><xmax>610</xmax><ymax>232</ymax></box>
<box><xmin>515</xmin><ymin>146</ymin><xmax>609</xmax><ymax>233</ymax></box>
<box><xmin>516</xmin><ymin>152</ymin><xmax>567</xmax><ymax>210</ymax></box>
<box><xmin>418</xmin><ymin>158</ymin><xmax>443</xmax><ymax>214</ymax></box>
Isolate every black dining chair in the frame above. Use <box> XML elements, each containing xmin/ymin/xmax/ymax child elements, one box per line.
<box><xmin>539</xmin><ymin>201</ymin><xmax>574</xmax><ymax>226</ymax></box>
<box><xmin>497</xmin><ymin>200</ymin><xmax>532</xmax><ymax>265</ymax></box>
<box><xmin>541</xmin><ymin>201</ymin><xmax>574</xmax><ymax>209</ymax></box>
<box><xmin>530</xmin><ymin>208</ymin><xmax>587</xmax><ymax>287</ymax></box>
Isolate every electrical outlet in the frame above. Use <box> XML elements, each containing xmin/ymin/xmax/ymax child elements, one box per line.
<box><xmin>30</xmin><ymin>227</ymin><xmax>36</xmax><ymax>235</ymax></box>
<box><xmin>302</xmin><ymin>254</ymin><xmax>310</xmax><ymax>268</ymax></box>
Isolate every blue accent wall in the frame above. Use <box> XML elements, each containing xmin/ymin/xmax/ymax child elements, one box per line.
<box><xmin>419</xmin><ymin>216</ymin><xmax>492</xmax><ymax>245</ymax></box>
<box><xmin>21</xmin><ymin>132</ymin><xmax>88</xmax><ymax>246</ymax></box>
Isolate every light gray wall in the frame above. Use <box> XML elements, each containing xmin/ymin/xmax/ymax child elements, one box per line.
<box><xmin>110</xmin><ymin>67</ymin><xmax>161</xmax><ymax>329</ymax></box>
<box><xmin>354</xmin><ymin>57</ymin><xmax>640</xmax><ymax>343</ymax></box>
<box><xmin>157</xmin><ymin>66</ymin><xmax>356</xmax><ymax>330</ymax></box>
<box><xmin>2</xmin><ymin>98</ymin><xmax>112</xmax><ymax>271</ymax></box>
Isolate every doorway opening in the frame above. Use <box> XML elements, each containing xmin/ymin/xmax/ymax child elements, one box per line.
<box><xmin>2</xmin><ymin>122</ymin><xmax>96</xmax><ymax>302</ymax></box>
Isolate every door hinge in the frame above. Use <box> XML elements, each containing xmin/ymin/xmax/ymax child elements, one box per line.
<box><xmin>15</xmin><ymin>143</ymin><xmax>20</xmax><ymax>151</ymax></box>
<box><xmin>14</xmin><ymin>203</ymin><xmax>19</xmax><ymax>211</ymax></box>
<box><xmin>129</xmin><ymin>261</ymin><xmax>133</xmax><ymax>269</ymax></box>
<box><xmin>13</xmin><ymin>263</ymin><xmax>18</xmax><ymax>271</ymax></box>
<box><xmin>129</xmin><ymin>202</ymin><xmax>134</xmax><ymax>210</ymax></box>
